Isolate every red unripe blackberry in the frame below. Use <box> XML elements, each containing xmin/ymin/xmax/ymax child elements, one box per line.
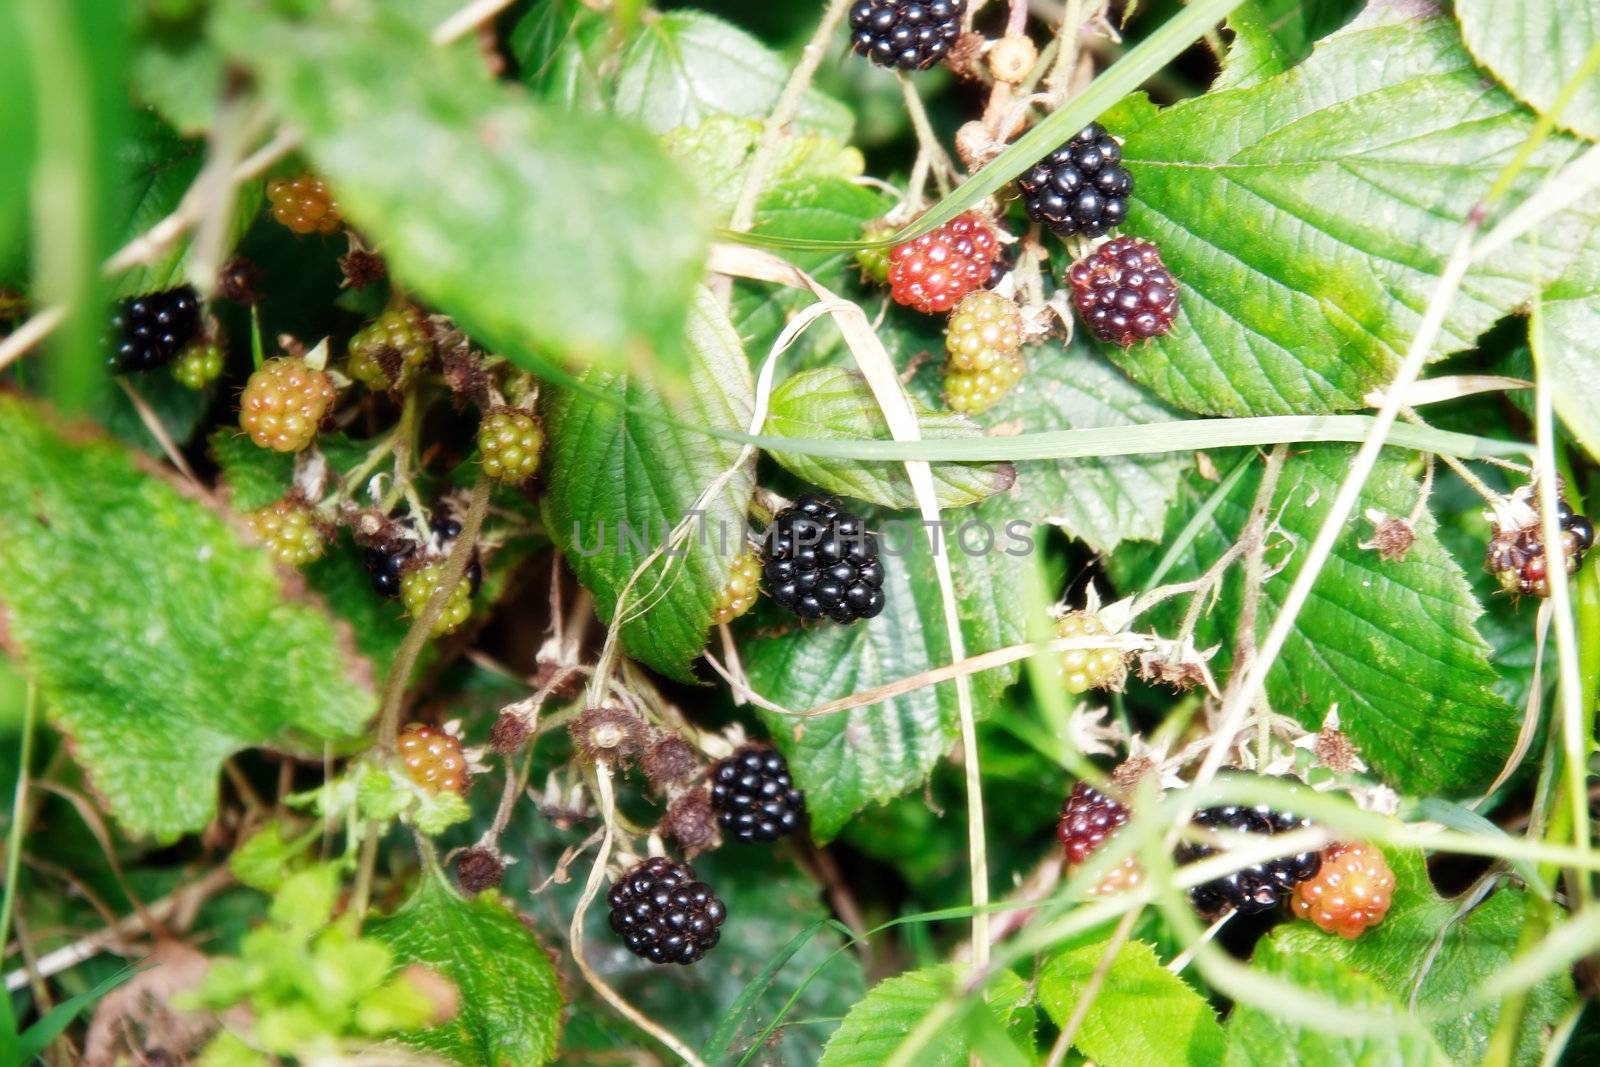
<box><xmin>711</xmin><ymin>550</ymin><xmax>762</xmax><ymax>626</ymax></box>
<box><xmin>762</xmin><ymin>493</ymin><xmax>886</xmax><ymax>623</ymax></box>
<box><xmin>1017</xmin><ymin>123</ymin><xmax>1133</xmax><ymax>238</ymax></box>
<box><xmin>240</xmin><ymin>357</ymin><xmax>336</xmax><ymax>452</ymax></box>
<box><xmin>1068</xmin><ymin>237</ymin><xmax>1179</xmax><ymax>346</ymax></box>
<box><xmin>172</xmin><ymin>341</ymin><xmax>224</xmax><ymax>389</ymax></box>
<box><xmin>110</xmin><ymin>286</ymin><xmax>201</xmax><ymax>373</ymax></box>
<box><xmin>1487</xmin><ymin>500</ymin><xmax>1593</xmax><ymax>598</ymax></box>
<box><xmin>397</xmin><ymin>723</ymin><xmax>469</xmax><ymax>795</ymax></box>
<box><xmin>1057</xmin><ymin>781</ymin><xmax>1129</xmax><ymax>865</ymax></box>
<box><xmin>607</xmin><ymin>857</ymin><xmax>726</xmax><ymax>965</ymax></box>
<box><xmin>478</xmin><ymin>408</ymin><xmax>544</xmax><ymax>483</ymax></box>
<box><xmin>1176</xmin><ymin>782</ymin><xmax>1322</xmax><ymax>918</ymax></box>
<box><xmin>1290</xmin><ymin>842</ymin><xmax>1395</xmax><ymax>939</ymax></box>
<box><xmin>710</xmin><ymin>745</ymin><xmax>806</xmax><ymax>843</ymax></box>
<box><xmin>245</xmin><ymin>497</ymin><xmax>326</xmax><ymax>567</ymax></box>
<box><xmin>888</xmin><ymin>213</ymin><xmax>999</xmax><ymax>314</ymax></box>
<box><xmin>348</xmin><ymin>306</ymin><xmax>431</xmax><ymax>390</ymax></box>
<box><xmin>267</xmin><ymin>175</ymin><xmax>341</xmax><ymax>235</ymax></box>
<box><xmin>848</xmin><ymin>0</ymin><xmax>965</xmax><ymax>71</ymax></box>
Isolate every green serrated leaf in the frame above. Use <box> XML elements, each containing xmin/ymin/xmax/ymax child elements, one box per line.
<box><xmin>1457</xmin><ymin>0</ymin><xmax>1600</xmax><ymax>141</ymax></box>
<box><xmin>1216</xmin><ymin>0</ymin><xmax>1359</xmax><ymax>90</ymax></box>
<box><xmin>230</xmin><ymin>820</ymin><xmax>315</xmax><ymax>892</ymax></box>
<box><xmin>1264</xmin><ymin>846</ymin><xmax>1572</xmax><ymax>1064</ymax></box>
<box><xmin>0</xmin><ymin>396</ymin><xmax>373</xmax><ymax>838</ymax></box>
<box><xmin>615</xmin><ymin>11</ymin><xmax>852</xmax><ymax>139</ymax></box>
<box><xmin>1112</xmin><ymin>9</ymin><xmax>1599</xmax><ymax>416</ymax></box>
<box><xmin>213</xmin><ymin>2</ymin><xmax>709</xmax><ymax>377</ymax></box>
<box><xmin>744</xmin><ymin>495</ymin><xmax>1030</xmax><ymax>839</ymax></box>
<box><xmin>1533</xmin><ymin>243</ymin><xmax>1600</xmax><ymax>460</ymax></box>
<box><xmin>370</xmin><ymin>873</ymin><xmax>562</xmax><ymax>1067</ymax></box>
<box><xmin>1111</xmin><ymin>446</ymin><xmax>1515</xmax><ymax>795</ymax></box>
<box><xmin>1225</xmin><ymin>943</ymin><xmax>1451</xmax><ymax>1066</ymax></box>
<box><xmin>979</xmin><ymin>339</ymin><xmax>1186</xmax><ymax>551</ymax></box>
<box><xmin>663</xmin><ymin>117</ymin><xmax>864</xmax><ymax>221</ymax></box>
<box><xmin>764</xmin><ymin>367</ymin><xmax>1016</xmax><ymax>510</ymax></box>
<box><xmin>543</xmin><ymin>288</ymin><xmax>756</xmax><ymax>681</ymax></box>
<box><xmin>210</xmin><ymin>429</ymin><xmax>372</xmax><ymax>512</ymax></box>
<box><xmin>1038</xmin><ymin>938</ymin><xmax>1225</xmax><ymax>1067</ymax></box>
<box><xmin>818</xmin><ymin>965</ymin><xmax>1032</xmax><ymax>1067</ymax></box>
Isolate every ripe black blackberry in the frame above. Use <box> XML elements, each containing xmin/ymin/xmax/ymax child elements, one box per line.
<box><xmin>1068</xmin><ymin>237</ymin><xmax>1180</xmax><ymax>346</ymax></box>
<box><xmin>109</xmin><ymin>286</ymin><xmax>201</xmax><ymax>372</ymax></box>
<box><xmin>762</xmin><ymin>494</ymin><xmax>886</xmax><ymax>623</ymax></box>
<box><xmin>1175</xmin><ymin>789</ymin><xmax>1322</xmax><ymax>918</ymax></box>
<box><xmin>1017</xmin><ymin>123</ymin><xmax>1133</xmax><ymax>239</ymax></box>
<box><xmin>710</xmin><ymin>745</ymin><xmax>806</xmax><ymax>843</ymax></box>
<box><xmin>1056</xmin><ymin>781</ymin><xmax>1128</xmax><ymax>866</ymax></box>
<box><xmin>363</xmin><ymin>512</ymin><xmax>483</xmax><ymax>598</ymax></box>
<box><xmin>848</xmin><ymin>0</ymin><xmax>966</xmax><ymax>71</ymax></box>
<box><xmin>1487</xmin><ymin>500</ymin><xmax>1594</xmax><ymax>598</ymax></box>
<box><xmin>607</xmin><ymin>857</ymin><xmax>726</xmax><ymax>965</ymax></box>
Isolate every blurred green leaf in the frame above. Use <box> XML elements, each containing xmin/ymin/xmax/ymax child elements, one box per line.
<box><xmin>1039</xmin><ymin>939</ymin><xmax>1225</xmax><ymax>1067</ymax></box>
<box><xmin>1457</xmin><ymin>0</ymin><xmax>1600</xmax><ymax>141</ymax></box>
<box><xmin>745</xmin><ymin>495</ymin><xmax>1030</xmax><ymax>839</ymax></box>
<box><xmin>818</xmin><ymin>964</ymin><xmax>1032</xmax><ymax>1067</ymax></box>
<box><xmin>543</xmin><ymin>288</ymin><xmax>756</xmax><ymax>681</ymax></box>
<box><xmin>1114</xmin><ymin>446</ymin><xmax>1515</xmax><ymax>795</ymax></box>
<box><xmin>1533</xmin><ymin>243</ymin><xmax>1600</xmax><ymax>461</ymax></box>
<box><xmin>371</xmin><ymin>872</ymin><xmax>563</xmax><ymax>1067</ymax></box>
<box><xmin>0</xmin><ymin>395</ymin><xmax>373</xmax><ymax>838</ymax></box>
<box><xmin>1112</xmin><ymin>7</ymin><xmax>1598</xmax><ymax>416</ymax></box>
<box><xmin>0</xmin><ymin>2</ymin><xmax>34</xmax><ymax>288</ymax></box>
<box><xmin>214</xmin><ymin>1</ymin><xmax>709</xmax><ymax>376</ymax></box>
<box><xmin>664</xmin><ymin>119</ymin><xmax>864</xmax><ymax>222</ymax></box>
<box><xmin>764</xmin><ymin>367</ymin><xmax>1017</xmax><ymax>510</ymax></box>
<box><xmin>507</xmin><ymin>0</ymin><xmax>612</xmax><ymax>109</ymax></box>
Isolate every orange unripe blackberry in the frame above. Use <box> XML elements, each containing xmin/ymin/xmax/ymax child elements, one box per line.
<box><xmin>240</xmin><ymin>357</ymin><xmax>336</xmax><ymax>452</ymax></box>
<box><xmin>711</xmin><ymin>551</ymin><xmax>762</xmax><ymax>625</ymax></box>
<box><xmin>267</xmin><ymin>175</ymin><xmax>341</xmax><ymax>235</ymax></box>
<box><xmin>397</xmin><ymin>723</ymin><xmax>468</xmax><ymax>795</ymax></box>
<box><xmin>1290</xmin><ymin>842</ymin><xmax>1395</xmax><ymax>939</ymax></box>
<box><xmin>245</xmin><ymin>497</ymin><xmax>325</xmax><ymax>567</ymax></box>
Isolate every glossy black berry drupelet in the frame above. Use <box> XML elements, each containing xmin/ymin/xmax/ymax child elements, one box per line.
<box><xmin>762</xmin><ymin>494</ymin><xmax>886</xmax><ymax>623</ymax></box>
<box><xmin>1017</xmin><ymin>124</ymin><xmax>1133</xmax><ymax>239</ymax></box>
<box><xmin>1068</xmin><ymin>237</ymin><xmax>1179</xmax><ymax>346</ymax></box>
<box><xmin>1057</xmin><ymin>781</ymin><xmax>1129</xmax><ymax>866</ymax></box>
<box><xmin>710</xmin><ymin>745</ymin><xmax>806</xmax><ymax>843</ymax></box>
<box><xmin>109</xmin><ymin>286</ymin><xmax>201</xmax><ymax>372</ymax></box>
<box><xmin>1175</xmin><ymin>789</ymin><xmax>1322</xmax><ymax>918</ymax></box>
<box><xmin>363</xmin><ymin>513</ymin><xmax>483</xmax><ymax>598</ymax></box>
<box><xmin>848</xmin><ymin>0</ymin><xmax>966</xmax><ymax>71</ymax></box>
<box><xmin>607</xmin><ymin>857</ymin><xmax>726</xmax><ymax>965</ymax></box>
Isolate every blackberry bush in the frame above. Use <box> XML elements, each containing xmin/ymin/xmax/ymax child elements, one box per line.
<box><xmin>762</xmin><ymin>493</ymin><xmax>886</xmax><ymax>623</ymax></box>
<box><xmin>607</xmin><ymin>857</ymin><xmax>726</xmax><ymax>965</ymax></box>
<box><xmin>1017</xmin><ymin>123</ymin><xmax>1133</xmax><ymax>238</ymax></box>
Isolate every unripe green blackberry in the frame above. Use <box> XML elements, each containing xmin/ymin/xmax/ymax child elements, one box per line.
<box><xmin>945</xmin><ymin>291</ymin><xmax>1023</xmax><ymax>373</ymax></box>
<box><xmin>400</xmin><ymin>563</ymin><xmax>473</xmax><ymax>637</ymax></box>
<box><xmin>239</xmin><ymin>357</ymin><xmax>336</xmax><ymax>453</ymax></box>
<box><xmin>348</xmin><ymin>307</ymin><xmax>431</xmax><ymax>390</ymax></box>
<box><xmin>855</xmin><ymin>220</ymin><xmax>896</xmax><ymax>285</ymax></box>
<box><xmin>245</xmin><ymin>497</ymin><xmax>326</xmax><ymax>567</ymax></box>
<box><xmin>477</xmin><ymin>408</ymin><xmax>544</xmax><ymax>483</ymax></box>
<box><xmin>1056</xmin><ymin>611</ymin><xmax>1126</xmax><ymax>693</ymax></box>
<box><xmin>172</xmin><ymin>341</ymin><xmax>224</xmax><ymax>389</ymax></box>
<box><xmin>711</xmin><ymin>550</ymin><xmax>762</xmax><ymax>625</ymax></box>
<box><xmin>945</xmin><ymin>354</ymin><xmax>1024</xmax><ymax>415</ymax></box>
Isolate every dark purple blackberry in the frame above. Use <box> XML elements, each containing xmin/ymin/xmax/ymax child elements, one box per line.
<box><xmin>1487</xmin><ymin>500</ymin><xmax>1594</xmax><ymax>598</ymax></box>
<box><xmin>848</xmin><ymin>0</ymin><xmax>966</xmax><ymax>71</ymax></box>
<box><xmin>1056</xmin><ymin>781</ymin><xmax>1128</xmax><ymax>865</ymax></box>
<box><xmin>109</xmin><ymin>285</ymin><xmax>201</xmax><ymax>372</ymax></box>
<box><xmin>1068</xmin><ymin>237</ymin><xmax>1179</xmax><ymax>346</ymax></box>
<box><xmin>363</xmin><ymin>511</ymin><xmax>483</xmax><ymax>598</ymax></box>
<box><xmin>1175</xmin><ymin>783</ymin><xmax>1322</xmax><ymax>918</ymax></box>
<box><xmin>710</xmin><ymin>745</ymin><xmax>806</xmax><ymax>843</ymax></box>
<box><xmin>762</xmin><ymin>493</ymin><xmax>886</xmax><ymax>624</ymax></box>
<box><xmin>985</xmin><ymin>241</ymin><xmax>1016</xmax><ymax>290</ymax></box>
<box><xmin>607</xmin><ymin>857</ymin><xmax>726</xmax><ymax>965</ymax></box>
<box><xmin>1017</xmin><ymin>123</ymin><xmax>1132</xmax><ymax>239</ymax></box>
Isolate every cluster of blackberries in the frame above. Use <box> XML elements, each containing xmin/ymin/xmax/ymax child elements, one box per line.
<box><xmin>608</xmin><ymin>857</ymin><xmax>727</xmax><ymax>965</ymax></box>
<box><xmin>710</xmin><ymin>745</ymin><xmax>806</xmax><ymax>843</ymax></box>
<box><xmin>1176</xmin><ymin>796</ymin><xmax>1322</xmax><ymax>918</ymax></box>
<box><xmin>109</xmin><ymin>286</ymin><xmax>201</xmax><ymax>372</ymax></box>
<box><xmin>1017</xmin><ymin>123</ymin><xmax>1133</xmax><ymax>239</ymax></box>
<box><xmin>762</xmin><ymin>494</ymin><xmax>886</xmax><ymax>623</ymax></box>
<box><xmin>1487</xmin><ymin>499</ymin><xmax>1594</xmax><ymax>598</ymax></box>
<box><xmin>848</xmin><ymin>0</ymin><xmax>965</xmax><ymax>71</ymax></box>
<box><xmin>363</xmin><ymin>512</ymin><xmax>482</xmax><ymax>599</ymax></box>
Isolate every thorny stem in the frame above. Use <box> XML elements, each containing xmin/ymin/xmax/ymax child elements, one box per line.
<box><xmin>1228</xmin><ymin>444</ymin><xmax>1289</xmax><ymax>767</ymax></box>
